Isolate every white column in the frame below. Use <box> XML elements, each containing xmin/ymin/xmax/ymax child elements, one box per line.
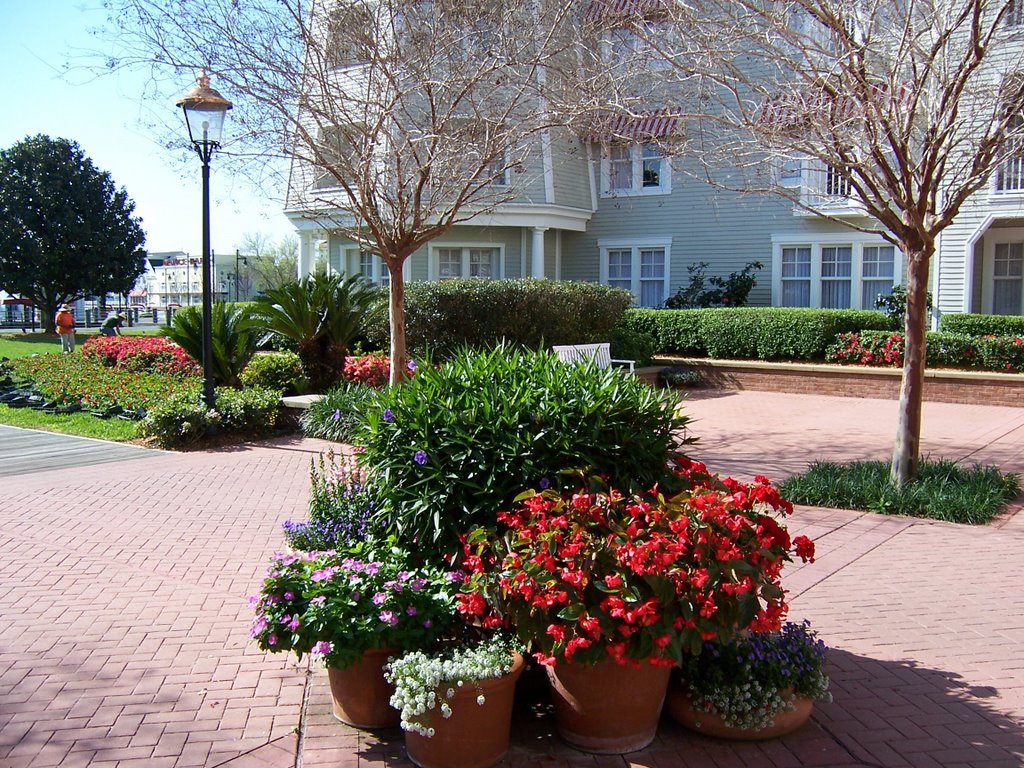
<box><xmin>531</xmin><ymin>227</ymin><xmax>548</xmax><ymax>279</ymax></box>
<box><xmin>298</xmin><ymin>233</ymin><xmax>314</xmax><ymax>279</ymax></box>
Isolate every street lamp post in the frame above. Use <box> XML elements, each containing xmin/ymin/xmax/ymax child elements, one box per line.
<box><xmin>234</xmin><ymin>250</ymin><xmax>249</xmax><ymax>301</ymax></box>
<box><xmin>176</xmin><ymin>71</ymin><xmax>232</xmax><ymax>410</ymax></box>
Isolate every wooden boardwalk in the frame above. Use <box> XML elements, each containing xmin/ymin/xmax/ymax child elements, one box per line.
<box><xmin>0</xmin><ymin>425</ymin><xmax>160</xmax><ymax>477</ymax></box>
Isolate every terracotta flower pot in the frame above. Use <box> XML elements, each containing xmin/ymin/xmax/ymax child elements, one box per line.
<box><xmin>404</xmin><ymin>652</ymin><xmax>525</xmax><ymax>768</ymax></box>
<box><xmin>665</xmin><ymin>684</ymin><xmax>814</xmax><ymax>740</ymax></box>
<box><xmin>546</xmin><ymin>657</ymin><xmax>672</xmax><ymax>754</ymax></box>
<box><xmin>327</xmin><ymin>647</ymin><xmax>400</xmax><ymax>729</ymax></box>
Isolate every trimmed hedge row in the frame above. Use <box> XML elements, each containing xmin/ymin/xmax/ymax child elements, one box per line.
<box><xmin>938</xmin><ymin>313</ymin><xmax>1024</xmax><ymax>337</ymax></box>
<box><xmin>828</xmin><ymin>330</ymin><xmax>1024</xmax><ymax>372</ymax></box>
<box><xmin>361</xmin><ymin>279</ymin><xmax>633</xmax><ymax>359</ymax></box>
<box><xmin>623</xmin><ymin>307</ymin><xmax>891</xmax><ymax>360</ymax></box>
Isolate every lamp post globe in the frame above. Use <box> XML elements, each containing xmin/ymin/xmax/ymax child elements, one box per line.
<box><xmin>176</xmin><ymin>71</ymin><xmax>232</xmax><ymax>411</ymax></box>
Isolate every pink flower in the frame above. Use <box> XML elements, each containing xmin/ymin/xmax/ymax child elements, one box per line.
<box><xmin>379</xmin><ymin>610</ymin><xmax>399</xmax><ymax>625</ymax></box>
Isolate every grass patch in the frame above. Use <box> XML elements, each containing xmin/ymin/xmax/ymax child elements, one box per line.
<box><xmin>0</xmin><ymin>404</ymin><xmax>141</xmax><ymax>441</ymax></box>
<box><xmin>0</xmin><ymin>330</ymin><xmax>163</xmax><ymax>360</ymax></box>
<box><xmin>779</xmin><ymin>459</ymin><xmax>1021</xmax><ymax>524</ymax></box>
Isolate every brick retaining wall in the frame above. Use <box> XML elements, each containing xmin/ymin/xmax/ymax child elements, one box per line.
<box><xmin>658</xmin><ymin>358</ymin><xmax>1024</xmax><ymax>408</ymax></box>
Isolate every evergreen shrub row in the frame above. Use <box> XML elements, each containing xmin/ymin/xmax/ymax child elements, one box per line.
<box><xmin>937</xmin><ymin>313</ymin><xmax>1024</xmax><ymax>337</ymax></box>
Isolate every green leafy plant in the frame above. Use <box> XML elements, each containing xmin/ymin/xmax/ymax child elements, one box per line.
<box><xmin>358</xmin><ymin>344</ymin><xmax>692</xmax><ymax>557</ymax></box>
<box><xmin>665</xmin><ymin>261</ymin><xmax>763</xmax><ymax>309</ymax></box>
<box><xmin>384</xmin><ymin>634</ymin><xmax>520</xmax><ymax>737</ymax></box>
<box><xmin>140</xmin><ymin>390</ymin><xmax>217</xmax><ymax>447</ymax></box>
<box><xmin>241</xmin><ymin>351</ymin><xmax>306</xmax><ymax>394</ymax></box>
<box><xmin>827</xmin><ymin>330</ymin><xmax>1024</xmax><ymax>372</ymax></box>
<box><xmin>680</xmin><ymin>621</ymin><xmax>831</xmax><ymax>730</ymax></box>
<box><xmin>255</xmin><ymin>273</ymin><xmax>378</xmax><ymax>392</ymax></box>
<box><xmin>875</xmin><ymin>284</ymin><xmax>934</xmax><ymax>330</ymax></box>
<box><xmin>161</xmin><ymin>302</ymin><xmax>261</xmax><ymax>388</ymax></box>
<box><xmin>301</xmin><ymin>382</ymin><xmax>381</xmax><ymax>444</ymax></box>
<box><xmin>779</xmin><ymin>459</ymin><xmax>1020</xmax><ymax>524</ymax></box>
<box><xmin>659</xmin><ymin>366</ymin><xmax>699</xmax><ymax>387</ymax></box>
<box><xmin>215</xmin><ymin>386</ymin><xmax>280</xmax><ymax>433</ymax></box>
<box><xmin>610</xmin><ymin>325</ymin><xmax>655</xmax><ymax>366</ymax></box>
<box><xmin>938</xmin><ymin>312</ymin><xmax>1024</xmax><ymax>337</ymax></box>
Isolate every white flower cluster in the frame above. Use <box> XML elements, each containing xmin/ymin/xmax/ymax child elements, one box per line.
<box><xmin>691</xmin><ymin>679</ymin><xmax>794</xmax><ymax>731</ymax></box>
<box><xmin>384</xmin><ymin>636</ymin><xmax>514</xmax><ymax>737</ymax></box>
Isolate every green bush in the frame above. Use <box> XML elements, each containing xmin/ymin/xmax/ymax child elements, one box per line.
<box><xmin>610</xmin><ymin>325</ymin><xmax>655</xmax><ymax>366</ymax></box>
<box><xmin>938</xmin><ymin>313</ymin><xmax>1024</xmax><ymax>337</ymax></box>
<box><xmin>162</xmin><ymin>302</ymin><xmax>261</xmax><ymax>388</ymax></box>
<box><xmin>215</xmin><ymin>386</ymin><xmax>280</xmax><ymax>433</ymax></box>
<box><xmin>362</xmin><ymin>279</ymin><xmax>633</xmax><ymax>359</ymax></box>
<box><xmin>141</xmin><ymin>391</ymin><xmax>218</xmax><ymax>448</ymax></box>
<box><xmin>241</xmin><ymin>351</ymin><xmax>306</xmax><ymax>394</ymax></box>
<box><xmin>829</xmin><ymin>330</ymin><xmax>1024</xmax><ymax>372</ymax></box>
<box><xmin>623</xmin><ymin>307</ymin><xmax>890</xmax><ymax>360</ymax></box>
<box><xmin>357</xmin><ymin>344</ymin><xmax>691</xmax><ymax>557</ymax></box>
<box><xmin>622</xmin><ymin>309</ymin><xmax>704</xmax><ymax>355</ymax></box>
<box><xmin>301</xmin><ymin>382</ymin><xmax>381</xmax><ymax>444</ymax></box>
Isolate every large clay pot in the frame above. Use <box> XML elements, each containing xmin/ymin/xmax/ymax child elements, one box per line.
<box><xmin>546</xmin><ymin>658</ymin><xmax>672</xmax><ymax>754</ymax></box>
<box><xmin>665</xmin><ymin>684</ymin><xmax>814</xmax><ymax>740</ymax></box>
<box><xmin>404</xmin><ymin>652</ymin><xmax>525</xmax><ymax>768</ymax></box>
<box><xmin>327</xmin><ymin>647</ymin><xmax>400</xmax><ymax>729</ymax></box>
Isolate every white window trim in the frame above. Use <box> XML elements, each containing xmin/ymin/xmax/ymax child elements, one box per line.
<box><xmin>599</xmin><ymin>143</ymin><xmax>672</xmax><ymax>198</ymax></box>
<box><xmin>598</xmin><ymin>237</ymin><xmax>672</xmax><ymax>307</ymax></box>
<box><xmin>427</xmin><ymin>243</ymin><xmax>505</xmax><ymax>281</ymax></box>
<box><xmin>771</xmin><ymin>234</ymin><xmax>903</xmax><ymax>309</ymax></box>
<box><xmin>342</xmin><ymin>247</ymin><xmax>411</xmax><ymax>286</ymax></box>
<box><xmin>983</xmin><ymin>227</ymin><xmax>1024</xmax><ymax>314</ymax></box>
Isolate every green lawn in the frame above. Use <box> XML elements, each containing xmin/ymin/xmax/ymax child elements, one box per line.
<box><xmin>0</xmin><ymin>404</ymin><xmax>142</xmax><ymax>441</ymax></box>
<box><xmin>0</xmin><ymin>329</ymin><xmax>163</xmax><ymax>359</ymax></box>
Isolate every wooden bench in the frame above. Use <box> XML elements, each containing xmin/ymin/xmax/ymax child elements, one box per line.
<box><xmin>551</xmin><ymin>342</ymin><xmax>635</xmax><ymax>374</ymax></box>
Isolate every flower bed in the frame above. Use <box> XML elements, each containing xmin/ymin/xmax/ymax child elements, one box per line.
<box><xmin>81</xmin><ymin>335</ymin><xmax>200</xmax><ymax>377</ymax></box>
<box><xmin>827</xmin><ymin>330</ymin><xmax>1024</xmax><ymax>372</ymax></box>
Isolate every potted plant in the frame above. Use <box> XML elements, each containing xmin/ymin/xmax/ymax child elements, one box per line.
<box><xmin>458</xmin><ymin>461</ymin><xmax>816</xmax><ymax>754</ymax></box>
<box><xmin>667</xmin><ymin>620</ymin><xmax>831</xmax><ymax>739</ymax></box>
<box><xmin>384</xmin><ymin>633</ymin><xmax>524</xmax><ymax>768</ymax></box>
<box><xmin>250</xmin><ymin>537</ymin><xmax>463</xmax><ymax>728</ymax></box>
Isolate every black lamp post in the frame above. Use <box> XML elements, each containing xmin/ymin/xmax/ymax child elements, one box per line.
<box><xmin>176</xmin><ymin>70</ymin><xmax>232</xmax><ymax>410</ymax></box>
<box><xmin>235</xmin><ymin>250</ymin><xmax>249</xmax><ymax>301</ymax></box>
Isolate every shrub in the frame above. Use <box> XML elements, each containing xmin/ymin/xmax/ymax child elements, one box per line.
<box><xmin>610</xmin><ymin>325</ymin><xmax>655</xmax><ymax>366</ymax></box>
<box><xmin>358</xmin><ymin>344</ymin><xmax>691</xmax><ymax>557</ymax></box>
<box><xmin>81</xmin><ymin>335</ymin><xmax>200</xmax><ymax>377</ymax></box>
<box><xmin>875</xmin><ymin>284</ymin><xmax>933</xmax><ymax>330</ymax></box>
<box><xmin>241</xmin><ymin>351</ymin><xmax>306</xmax><ymax>394</ymax></box>
<box><xmin>301</xmin><ymin>382</ymin><xmax>381</xmax><ymax>443</ymax></box>
<box><xmin>665</xmin><ymin>260</ymin><xmax>763</xmax><ymax>309</ymax></box>
<box><xmin>779</xmin><ymin>459</ymin><xmax>1020</xmax><ymax>524</ymax></box>
<box><xmin>827</xmin><ymin>330</ymin><xmax>1024</xmax><ymax>372</ymax></box>
<box><xmin>938</xmin><ymin>313</ymin><xmax>1024</xmax><ymax>337</ymax></box>
<box><xmin>215</xmin><ymin>386</ymin><xmax>280</xmax><ymax>433</ymax></box>
<box><xmin>361</xmin><ymin>279</ymin><xmax>634</xmax><ymax>359</ymax></box>
<box><xmin>162</xmin><ymin>302</ymin><xmax>261</xmax><ymax>388</ymax></box>
<box><xmin>659</xmin><ymin>366</ymin><xmax>700</xmax><ymax>387</ymax></box>
<box><xmin>342</xmin><ymin>353</ymin><xmax>391</xmax><ymax>387</ymax></box>
<box><xmin>622</xmin><ymin>309</ymin><xmax>704</xmax><ymax>355</ymax></box>
<box><xmin>141</xmin><ymin>391</ymin><xmax>218</xmax><ymax>447</ymax></box>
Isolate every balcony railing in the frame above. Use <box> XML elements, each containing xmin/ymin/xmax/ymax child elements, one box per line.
<box><xmin>796</xmin><ymin>163</ymin><xmax>864</xmax><ymax>216</ymax></box>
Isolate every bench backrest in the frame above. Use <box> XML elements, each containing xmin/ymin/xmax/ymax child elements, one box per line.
<box><xmin>551</xmin><ymin>342</ymin><xmax>612</xmax><ymax>369</ymax></box>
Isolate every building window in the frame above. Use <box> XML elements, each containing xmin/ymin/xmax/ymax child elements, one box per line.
<box><xmin>825</xmin><ymin>165</ymin><xmax>852</xmax><ymax>197</ymax></box>
<box><xmin>994</xmin><ymin>242</ymin><xmax>1024</xmax><ymax>315</ymax></box>
<box><xmin>432</xmin><ymin>246</ymin><xmax>502</xmax><ymax>280</ymax></box>
<box><xmin>358</xmin><ymin>251</ymin><xmax>390</xmax><ymax>288</ymax></box>
<box><xmin>486</xmin><ymin>154</ymin><xmax>508</xmax><ymax>186</ymax></box>
<box><xmin>1006</xmin><ymin>0</ymin><xmax>1024</xmax><ymax>27</ymax></box>
<box><xmin>995</xmin><ymin>116</ymin><xmax>1024</xmax><ymax>193</ymax></box>
<box><xmin>780</xmin><ymin>246</ymin><xmax>811</xmax><ymax>306</ymax></box>
<box><xmin>600</xmin><ymin>242</ymin><xmax>670</xmax><ymax>307</ymax></box>
<box><xmin>602</xmin><ymin>143</ymin><xmax>670</xmax><ymax>196</ymax></box>
<box><xmin>777</xmin><ymin>156</ymin><xmax>803</xmax><ymax>187</ymax></box>
<box><xmin>821</xmin><ymin>245</ymin><xmax>853</xmax><ymax>308</ymax></box>
<box><xmin>861</xmin><ymin>244</ymin><xmax>895</xmax><ymax>308</ymax></box>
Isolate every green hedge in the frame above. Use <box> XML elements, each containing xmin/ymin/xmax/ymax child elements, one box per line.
<box><xmin>623</xmin><ymin>307</ymin><xmax>891</xmax><ymax>360</ymax></box>
<box><xmin>362</xmin><ymin>279</ymin><xmax>633</xmax><ymax>359</ymax></box>
<box><xmin>938</xmin><ymin>313</ymin><xmax>1024</xmax><ymax>337</ymax></box>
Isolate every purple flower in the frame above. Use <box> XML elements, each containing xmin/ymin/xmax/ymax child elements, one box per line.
<box><xmin>247</xmin><ymin>595</ymin><xmax>259</xmax><ymax>609</ymax></box>
<box><xmin>283</xmin><ymin>591</ymin><xmax>295</xmax><ymax>601</ymax></box>
<box><xmin>288</xmin><ymin>618</ymin><xmax>301</xmax><ymax>631</ymax></box>
<box><xmin>423</xmin><ymin>619</ymin><xmax>433</xmax><ymax>629</ymax></box>
<box><xmin>382</xmin><ymin>409</ymin><xmax>395</xmax><ymax>422</ymax></box>
<box><xmin>407</xmin><ymin>360</ymin><xmax>417</xmax><ymax>372</ymax></box>
<box><xmin>267</xmin><ymin>633</ymin><xmax>278</xmax><ymax>646</ymax></box>
<box><xmin>310</xmin><ymin>596</ymin><xmax>327</xmax><ymax>605</ymax></box>
<box><xmin>364</xmin><ymin>562</ymin><xmax>381</xmax><ymax>576</ymax></box>
<box><xmin>539</xmin><ymin>477</ymin><xmax>551</xmax><ymax>490</ymax></box>
<box><xmin>414</xmin><ymin>450</ymin><xmax>427</xmax><ymax>465</ymax></box>
<box><xmin>405</xmin><ymin>605</ymin><xmax>417</xmax><ymax>616</ymax></box>
<box><xmin>380</xmin><ymin>610</ymin><xmax>399</xmax><ymax>625</ymax></box>
<box><xmin>409</xmin><ymin>578</ymin><xmax>428</xmax><ymax>592</ymax></box>
<box><xmin>332</xmin><ymin>409</ymin><xmax>341</xmax><ymax>422</ymax></box>
<box><xmin>312</xmin><ymin>641</ymin><xmax>332</xmax><ymax>655</ymax></box>
<box><xmin>372</xmin><ymin>592</ymin><xmax>387</xmax><ymax>605</ymax></box>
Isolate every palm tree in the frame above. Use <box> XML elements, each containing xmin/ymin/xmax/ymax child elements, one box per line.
<box><xmin>255</xmin><ymin>273</ymin><xmax>378</xmax><ymax>392</ymax></box>
<box><xmin>162</xmin><ymin>302</ymin><xmax>260</xmax><ymax>389</ymax></box>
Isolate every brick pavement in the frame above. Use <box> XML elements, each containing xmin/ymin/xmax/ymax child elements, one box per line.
<box><xmin>1</xmin><ymin>392</ymin><xmax>1022</xmax><ymax>767</ymax></box>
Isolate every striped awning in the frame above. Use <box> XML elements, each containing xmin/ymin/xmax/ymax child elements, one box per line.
<box><xmin>582</xmin><ymin>109</ymin><xmax>682</xmax><ymax>142</ymax></box>
<box><xmin>582</xmin><ymin>0</ymin><xmax>671</xmax><ymax>22</ymax></box>
<box><xmin>758</xmin><ymin>83</ymin><xmax>913</xmax><ymax>129</ymax></box>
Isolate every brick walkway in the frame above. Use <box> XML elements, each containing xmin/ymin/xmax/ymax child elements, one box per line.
<box><xmin>1</xmin><ymin>392</ymin><xmax>1022</xmax><ymax>767</ymax></box>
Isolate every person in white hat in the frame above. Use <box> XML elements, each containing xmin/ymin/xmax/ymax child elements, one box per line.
<box><xmin>55</xmin><ymin>304</ymin><xmax>76</xmax><ymax>353</ymax></box>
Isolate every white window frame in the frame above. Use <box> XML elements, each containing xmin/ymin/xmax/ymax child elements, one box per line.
<box><xmin>598</xmin><ymin>238</ymin><xmax>672</xmax><ymax>307</ymax></box>
<box><xmin>601</xmin><ymin>23</ymin><xmax>673</xmax><ymax>73</ymax></box>
<box><xmin>983</xmin><ymin>230</ymin><xmax>1024</xmax><ymax>314</ymax></box>
<box><xmin>428</xmin><ymin>243</ymin><xmax>505</xmax><ymax>280</ymax></box>
<box><xmin>600</xmin><ymin>142</ymin><xmax>671</xmax><ymax>197</ymax></box>
<box><xmin>771</xmin><ymin>234</ymin><xmax>903</xmax><ymax>309</ymax></box>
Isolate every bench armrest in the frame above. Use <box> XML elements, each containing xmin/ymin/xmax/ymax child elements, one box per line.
<box><xmin>610</xmin><ymin>358</ymin><xmax>635</xmax><ymax>374</ymax></box>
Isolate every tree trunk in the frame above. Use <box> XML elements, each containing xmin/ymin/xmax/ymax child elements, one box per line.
<box><xmin>386</xmin><ymin>258</ymin><xmax>408</xmax><ymax>387</ymax></box>
<box><xmin>890</xmin><ymin>247</ymin><xmax>932</xmax><ymax>487</ymax></box>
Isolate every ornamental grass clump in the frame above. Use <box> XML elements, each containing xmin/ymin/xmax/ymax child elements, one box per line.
<box><xmin>249</xmin><ymin>538</ymin><xmax>464</xmax><ymax>669</ymax></box>
<box><xmin>680</xmin><ymin>621</ymin><xmax>831</xmax><ymax>731</ymax></box>
<box><xmin>458</xmin><ymin>460</ymin><xmax>816</xmax><ymax>666</ymax></box>
<box><xmin>384</xmin><ymin>634</ymin><xmax>520</xmax><ymax>737</ymax></box>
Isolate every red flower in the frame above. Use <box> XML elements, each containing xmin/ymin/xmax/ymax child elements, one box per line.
<box><xmin>794</xmin><ymin>535</ymin><xmax>816</xmax><ymax>563</ymax></box>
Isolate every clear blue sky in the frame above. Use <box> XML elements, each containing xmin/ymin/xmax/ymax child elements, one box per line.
<box><xmin>0</xmin><ymin>0</ymin><xmax>296</xmax><ymax>258</ymax></box>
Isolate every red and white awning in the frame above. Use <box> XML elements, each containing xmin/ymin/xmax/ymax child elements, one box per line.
<box><xmin>758</xmin><ymin>83</ymin><xmax>914</xmax><ymax>129</ymax></box>
<box><xmin>582</xmin><ymin>109</ymin><xmax>682</xmax><ymax>142</ymax></box>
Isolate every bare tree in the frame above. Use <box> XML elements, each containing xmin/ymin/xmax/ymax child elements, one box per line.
<box><xmin>238</xmin><ymin>232</ymin><xmax>299</xmax><ymax>296</ymax></box>
<box><xmin>103</xmin><ymin>0</ymin><xmax>588</xmax><ymax>385</ymax></box>
<box><xmin>646</xmin><ymin>0</ymin><xmax>1024</xmax><ymax>485</ymax></box>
